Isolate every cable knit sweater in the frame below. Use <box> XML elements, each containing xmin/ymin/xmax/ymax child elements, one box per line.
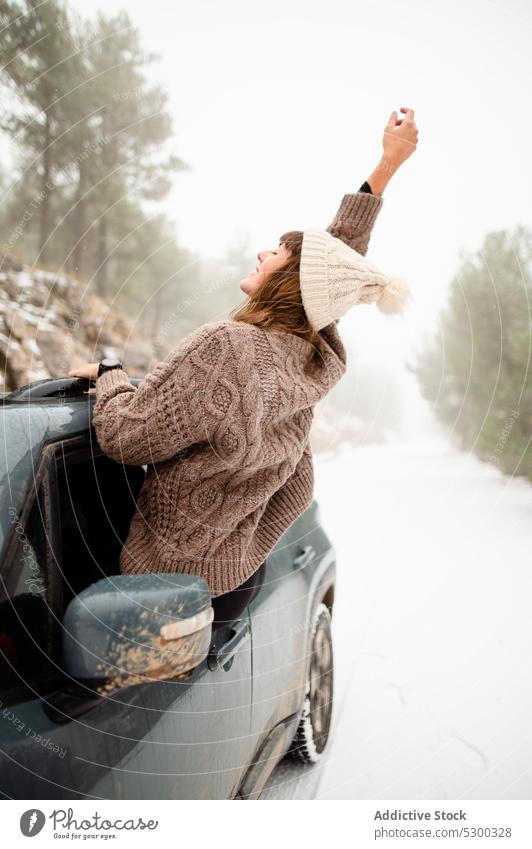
<box><xmin>92</xmin><ymin>188</ymin><xmax>383</xmax><ymax>597</ymax></box>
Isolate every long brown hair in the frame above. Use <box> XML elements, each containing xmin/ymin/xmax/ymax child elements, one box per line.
<box><xmin>229</xmin><ymin>230</ymin><xmax>328</xmax><ymax>375</ymax></box>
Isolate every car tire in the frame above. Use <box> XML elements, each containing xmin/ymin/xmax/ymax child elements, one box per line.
<box><xmin>286</xmin><ymin>601</ymin><xmax>334</xmax><ymax>764</ymax></box>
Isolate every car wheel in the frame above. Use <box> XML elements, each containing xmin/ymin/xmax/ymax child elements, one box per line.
<box><xmin>287</xmin><ymin>601</ymin><xmax>334</xmax><ymax>764</ymax></box>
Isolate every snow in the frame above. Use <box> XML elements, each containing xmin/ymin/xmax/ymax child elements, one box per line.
<box><xmin>7</xmin><ymin>270</ymin><xmax>32</xmax><ymax>289</ymax></box>
<box><xmin>26</xmin><ymin>368</ymin><xmax>50</xmax><ymax>382</ymax></box>
<box><xmin>263</xmin><ymin>435</ymin><xmax>532</xmax><ymax>799</ymax></box>
<box><xmin>1</xmin><ymin>299</ymin><xmax>57</xmax><ymax>331</ymax></box>
<box><xmin>35</xmin><ymin>269</ymin><xmax>69</xmax><ymax>288</ymax></box>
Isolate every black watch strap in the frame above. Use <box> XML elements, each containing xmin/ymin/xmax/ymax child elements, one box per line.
<box><xmin>97</xmin><ymin>358</ymin><xmax>123</xmax><ymax>378</ymax></box>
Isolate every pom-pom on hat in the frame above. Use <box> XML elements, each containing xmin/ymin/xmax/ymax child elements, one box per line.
<box><xmin>299</xmin><ymin>228</ymin><xmax>412</xmax><ymax>331</ymax></box>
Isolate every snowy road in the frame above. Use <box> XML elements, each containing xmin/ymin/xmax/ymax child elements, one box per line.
<box><xmin>262</xmin><ymin>436</ymin><xmax>532</xmax><ymax>799</ymax></box>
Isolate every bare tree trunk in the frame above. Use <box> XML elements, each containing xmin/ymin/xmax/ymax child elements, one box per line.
<box><xmin>71</xmin><ymin>164</ymin><xmax>87</xmax><ymax>277</ymax></box>
<box><xmin>150</xmin><ymin>291</ymin><xmax>164</xmax><ymax>342</ymax></box>
<box><xmin>96</xmin><ymin>216</ymin><xmax>108</xmax><ymax>296</ymax></box>
<box><xmin>38</xmin><ymin>111</ymin><xmax>52</xmax><ymax>261</ymax></box>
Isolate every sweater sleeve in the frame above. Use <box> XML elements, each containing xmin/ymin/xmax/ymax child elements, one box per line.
<box><xmin>326</xmin><ymin>188</ymin><xmax>383</xmax><ymax>258</ymax></box>
<box><xmin>92</xmin><ymin>324</ymin><xmax>229</xmax><ymax>466</ymax></box>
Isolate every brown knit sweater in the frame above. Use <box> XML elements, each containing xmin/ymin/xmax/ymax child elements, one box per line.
<box><xmin>92</xmin><ymin>189</ymin><xmax>383</xmax><ymax>597</ymax></box>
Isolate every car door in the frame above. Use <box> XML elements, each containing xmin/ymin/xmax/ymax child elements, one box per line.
<box><xmin>247</xmin><ymin>500</ymin><xmax>335</xmax><ymax>758</ymax></box>
<box><xmin>247</xmin><ymin>517</ymin><xmax>314</xmax><ymax>751</ymax></box>
<box><xmin>0</xmin><ymin>413</ymin><xmax>253</xmax><ymax>800</ymax></box>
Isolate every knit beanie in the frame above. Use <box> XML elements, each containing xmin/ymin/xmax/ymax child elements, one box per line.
<box><xmin>299</xmin><ymin>228</ymin><xmax>412</xmax><ymax>332</ymax></box>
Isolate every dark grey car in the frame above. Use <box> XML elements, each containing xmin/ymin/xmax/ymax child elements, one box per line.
<box><xmin>0</xmin><ymin>376</ymin><xmax>336</xmax><ymax>800</ymax></box>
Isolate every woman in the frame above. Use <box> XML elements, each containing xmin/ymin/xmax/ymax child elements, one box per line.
<box><xmin>69</xmin><ymin>107</ymin><xmax>418</xmax><ymax>630</ymax></box>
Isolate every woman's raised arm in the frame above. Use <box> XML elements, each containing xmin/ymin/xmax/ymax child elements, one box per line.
<box><xmin>326</xmin><ymin>107</ymin><xmax>419</xmax><ymax>257</ymax></box>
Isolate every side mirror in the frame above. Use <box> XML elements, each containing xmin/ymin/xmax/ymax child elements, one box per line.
<box><xmin>62</xmin><ymin>573</ymin><xmax>213</xmax><ymax>693</ymax></box>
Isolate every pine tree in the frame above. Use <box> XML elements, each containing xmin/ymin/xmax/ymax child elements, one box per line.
<box><xmin>65</xmin><ymin>10</ymin><xmax>185</xmax><ymax>291</ymax></box>
<box><xmin>409</xmin><ymin>225</ymin><xmax>532</xmax><ymax>480</ymax></box>
<box><xmin>0</xmin><ymin>0</ymin><xmax>79</xmax><ymax>261</ymax></box>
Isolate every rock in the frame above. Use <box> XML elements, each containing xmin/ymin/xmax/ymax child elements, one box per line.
<box><xmin>0</xmin><ymin>252</ymin><xmax>24</xmax><ymax>273</ymax></box>
<box><xmin>2</xmin><ymin>305</ymin><xmax>28</xmax><ymax>339</ymax></box>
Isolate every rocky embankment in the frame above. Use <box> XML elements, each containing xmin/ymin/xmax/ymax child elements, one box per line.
<box><xmin>0</xmin><ymin>251</ymin><xmax>153</xmax><ymax>393</ymax></box>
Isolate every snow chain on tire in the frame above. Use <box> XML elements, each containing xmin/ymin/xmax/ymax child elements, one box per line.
<box><xmin>287</xmin><ymin>601</ymin><xmax>334</xmax><ymax>764</ymax></box>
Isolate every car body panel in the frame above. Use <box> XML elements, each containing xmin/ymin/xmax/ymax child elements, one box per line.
<box><xmin>248</xmin><ymin>502</ymin><xmax>336</xmax><ymax>758</ymax></box>
<box><xmin>0</xmin><ymin>644</ymin><xmax>252</xmax><ymax>799</ymax></box>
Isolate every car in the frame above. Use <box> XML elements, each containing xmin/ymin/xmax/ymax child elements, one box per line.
<box><xmin>0</xmin><ymin>375</ymin><xmax>336</xmax><ymax>800</ymax></box>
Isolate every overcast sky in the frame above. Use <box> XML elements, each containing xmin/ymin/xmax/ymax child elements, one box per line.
<box><xmin>67</xmin><ymin>0</ymin><xmax>531</xmax><ymax>422</ymax></box>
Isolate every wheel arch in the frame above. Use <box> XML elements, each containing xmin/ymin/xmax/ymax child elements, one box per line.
<box><xmin>321</xmin><ymin>581</ymin><xmax>335</xmax><ymax>618</ymax></box>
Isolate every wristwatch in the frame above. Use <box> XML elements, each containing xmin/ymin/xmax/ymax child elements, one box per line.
<box><xmin>97</xmin><ymin>357</ymin><xmax>123</xmax><ymax>378</ymax></box>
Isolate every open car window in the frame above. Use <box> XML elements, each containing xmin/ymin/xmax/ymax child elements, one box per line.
<box><xmin>52</xmin><ymin>440</ymin><xmax>145</xmax><ymax>611</ymax></box>
<box><xmin>0</xmin><ymin>437</ymin><xmax>145</xmax><ymax>703</ymax></box>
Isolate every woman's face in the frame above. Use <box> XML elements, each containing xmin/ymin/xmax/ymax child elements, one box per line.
<box><xmin>239</xmin><ymin>243</ymin><xmax>291</xmax><ymax>296</ymax></box>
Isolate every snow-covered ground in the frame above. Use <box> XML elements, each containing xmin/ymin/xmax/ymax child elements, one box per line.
<box><xmin>263</xmin><ymin>435</ymin><xmax>532</xmax><ymax>799</ymax></box>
